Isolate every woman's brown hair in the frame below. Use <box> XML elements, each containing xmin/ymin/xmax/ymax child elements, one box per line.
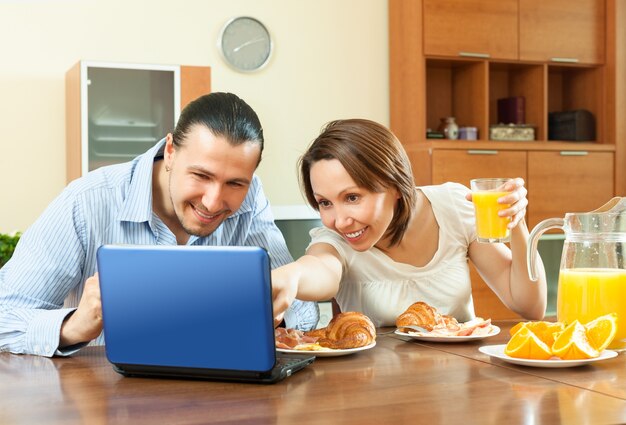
<box><xmin>298</xmin><ymin>119</ymin><xmax>417</xmax><ymax>246</ymax></box>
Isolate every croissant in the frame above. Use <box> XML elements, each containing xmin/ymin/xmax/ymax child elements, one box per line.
<box><xmin>305</xmin><ymin>312</ymin><xmax>376</xmax><ymax>349</ymax></box>
<box><xmin>396</xmin><ymin>301</ymin><xmax>458</xmax><ymax>331</ymax></box>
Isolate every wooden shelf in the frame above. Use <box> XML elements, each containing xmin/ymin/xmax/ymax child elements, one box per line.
<box><xmin>389</xmin><ymin>0</ymin><xmax>623</xmax><ymax>319</ymax></box>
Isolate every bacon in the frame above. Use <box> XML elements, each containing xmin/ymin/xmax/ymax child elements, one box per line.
<box><xmin>275</xmin><ymin>327</ymin><xmax>319</xmax><ymax>349</ymax></box>
<box><xmin>456</xmin><ymin>318</ymin><xmax>492</xmax><ymax>336</ymax></box>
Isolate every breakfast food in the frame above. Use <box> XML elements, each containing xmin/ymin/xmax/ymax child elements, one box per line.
<box><xmin>508</xmin><ymin>320</ymin><xmax>565</xmax><ymax>346</ymax></box>
<box><xmin>396</xmin><ymin>301</ymin><xmax>444</xmax><ymax>331</ymax></box>
<box><xmin>504</xmin><ymin>313</ymin><xmax>617</xmax><ymax>360</ymax></box>
<box><xmin>275</xmin><ymin>311</ymin><xmax>377</xmax><ymax>351</ymax></box>
<box><xmin>306</xmin><ymin>312</ymin><xmax>376</xmax><ymax>350</ymax></box>
<box><xmin>275</xmin><ymin>327</ymin><xmax>321</xmax><ymax>350</ymax></box>
<box><xmin>396</xmin><ymin>301</ymin><xmax>493</xmax><ymax>337</ymax></box>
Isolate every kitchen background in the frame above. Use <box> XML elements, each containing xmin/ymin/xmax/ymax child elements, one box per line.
<box><xmin>0</xmin><ymin>0</ymin><xmax>563</xmax><ymax>316</ymax></box>
<box><xmin>0</xmin><ymin>0</ymin><xmax>387</xmax><ymax>230</ymax></box>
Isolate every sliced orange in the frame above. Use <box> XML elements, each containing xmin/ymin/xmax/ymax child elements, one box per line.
<box><xmin>551</xmin><ymin>320</ymin><xmax>600</xmax><ymax>360</ymax></box>
<box><xmin>533</xmin><ymin>322</ymin><xmax>566</xmax><ymax>347</ymax></box>
<box><xmin>509</xmin><ymin>321</ymin><xmax>565</xmax><ymax>346</ymax></box>
<box><xmin>509</xmin><ymin>321</ymin><xmax>527</xmax><ymax>336</ymax></box>
<box><xmin>504</xmin><ymin>325</ymin><xmax>553</xmax><ymax>360</ymax></box>
<box><xmin>584</xmin><ymin>313</ymin><xmax>618</xmax><ymax>352</ymax></box>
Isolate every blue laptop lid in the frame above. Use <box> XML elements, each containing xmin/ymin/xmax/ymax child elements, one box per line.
<box><xmin>97</xmin><ymin>245</ymin><xmax>276</xmax><ymax>373</ymax></box>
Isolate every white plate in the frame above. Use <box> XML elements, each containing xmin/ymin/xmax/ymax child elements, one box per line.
<box><xmin>479</xmin><ymin>344</ymin><xmax>618</xmax><ymax>368</ymax></box>
<box><xmin>276</xmin><ymin>341</ymin><xmax>376</xmax><ymax>357</ymax></box>
<box><xmin>394</xmin><ymin>325</ymin><xmax>501</xmax><ymax>342</ymax></box>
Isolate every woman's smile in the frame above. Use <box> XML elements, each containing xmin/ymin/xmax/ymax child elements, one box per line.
<box><xmin>343</xmin><ymin>226</ymin><xmax>367</xmax><ymax>242</ymax></box>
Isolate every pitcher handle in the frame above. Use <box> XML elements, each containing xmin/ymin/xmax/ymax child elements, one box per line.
<box><xmin>527</xmin><ymin>218</ymin><xmax>565</xmax><ymax>281</ymax></box>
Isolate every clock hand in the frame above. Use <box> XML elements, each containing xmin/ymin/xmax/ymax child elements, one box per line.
<box><xmin>233</xmin><ymin>38</ymin><xmax>265</xmax><ymax>53</ymax></box>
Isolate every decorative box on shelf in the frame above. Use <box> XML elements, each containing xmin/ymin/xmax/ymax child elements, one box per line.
<box><xmin>489</xmin><ymin>124</ymin><xmax>535</xmax><ymax>141</ymax></box>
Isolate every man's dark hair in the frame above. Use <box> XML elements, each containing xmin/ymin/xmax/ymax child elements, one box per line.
<box><xmin>172</xmin><ymin>92</ymin><xmax>264</xmax><ymax>163</ymax></box>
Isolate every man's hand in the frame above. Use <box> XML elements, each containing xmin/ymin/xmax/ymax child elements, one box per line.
<box><xmin>59</xmin><ymin>274</ymin><xmax>103</xmax><ymax>348</ymax></box>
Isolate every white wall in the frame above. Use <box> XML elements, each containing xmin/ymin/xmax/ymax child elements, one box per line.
<box><xmin>0</xmin><ymin>0</ymin><xmax>388</xmax><ymax>231</ymax></box>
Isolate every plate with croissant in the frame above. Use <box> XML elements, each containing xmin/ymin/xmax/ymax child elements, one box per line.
<box><xmin>275</xmin><ymin>312</ymin><xmax>377</xmax><ymax>357</ymax></box>
<box><xmin>394</xmin><ymin>301</ymin><xmax>500</xmax><ymax>342</ymax></box>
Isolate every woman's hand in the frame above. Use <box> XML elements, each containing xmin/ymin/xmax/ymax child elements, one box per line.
<box><xmin>499</xmin><ymin>177</ymin><xmax>528</xmax><ymax>229</ymax></box>
<box><xmin>271</xmin><ymin>265</ymin><xmax>301</xmax><ymax>326</ymax></box>
<box><xmin>466</xmin><ymin>177</ymin><xmax>528</xmax><ymax>229</ymax></box>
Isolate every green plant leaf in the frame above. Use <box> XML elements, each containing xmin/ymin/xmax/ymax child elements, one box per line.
<box><xmin>0</xmin><ymin>232</ymin><xmax>22</xmax><ymax>268</ymax></box>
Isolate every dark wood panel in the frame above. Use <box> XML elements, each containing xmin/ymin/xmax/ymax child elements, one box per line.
<box><xmin>423</xmin><ymin>0</ymin><xmax>519</xmax><ymax>60</ymax></box>
<box><xmin>180</xmin><ymin>66</ymin><xmax>212</xmax><ymax>109</ymax></box>
<box><xmin>389</xmin><ymin>0</ymin><xmax>426</xmax><ymax>145</ymax></box>
<box><xmin>519</xmin><ymin>0</ymin><xmax>605</xmax><ymax>64</ymax></box>
<box><xmin>65</xmin><ymin>61</ymin><xmax>81</xmax><ymax>183</ymax></box>
<box><xmin>431</xmin><ymin>149</ymin><xmax>527</xmax><ymax>186</ymax></box>
<box><xmin>527</xmin><ymin>151</ymin><xmax>615</xmax><ymax>227</ymax></box>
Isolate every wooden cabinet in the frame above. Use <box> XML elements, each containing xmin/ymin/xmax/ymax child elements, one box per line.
<box><xmin>65</xmin><ymin>61</ymin><xmax>211</xmax><ymax>183</ymax></box>
<box><xmin>391</xmin><ymin>0</ymin><xmax>623</xmax><ymax>318</ymax></box>
<box><xmin>423</xmin><ymin>0</ymin><xmax>518</xmax><ymax>60</ymax></box>
<box><xmin>527</xmin><ymin>151</ymin><xmax>615</xmax><ymax>225</ymax></box>
<box><xmin>519</xmin><ymin>0</ymin><xmax>606</xmax><ymax>64</ymax></box>
<box><xmin>431</xmin><ymin>149</ymin><xmax>527</xmax><ymax>185</ymax></box>
<box><xmin>430</xmin><ymin>146</ymin><xmax>614</xmax><ymax>229</ymax></box>
<box><xmin>423</xmin><ymin>59</ymin><xmax>603</xmax><ymax>145</ymax></box>
<box><xmin>423</xmin><ymin>0</ymin><xmax>605</xmax><ymax>64</ymax></box>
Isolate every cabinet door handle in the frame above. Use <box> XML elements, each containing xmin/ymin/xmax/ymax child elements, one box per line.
<box><xmin>550</xmin><ymin>57</ymin><xmax>579</xmax><ymax>63</ymax></box>
<box><xmin>559</xmin><ymin>151</ymin><xmax>588</xmax><ymax>156</ymax></box>
<box><xmin>467</xmin><ymin>150</ymin><xmax>498</xmax><ymax>155</ymax></box>
<box><xmin>459</xmin><ymin>52</ymin><xmax>490</xmax><ymax>59</ymax></box>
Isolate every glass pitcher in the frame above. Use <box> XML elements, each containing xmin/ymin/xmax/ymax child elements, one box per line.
<box><xmin>527</xmin><ymin>198</ymin><xmax>626</xmax><ymax>351</ymax></box>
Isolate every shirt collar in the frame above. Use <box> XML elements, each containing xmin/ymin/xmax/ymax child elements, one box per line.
<box><xmin>116</xmin><ymin>139</ymin><xmax>165</xmax><ymax>223</ymax></box>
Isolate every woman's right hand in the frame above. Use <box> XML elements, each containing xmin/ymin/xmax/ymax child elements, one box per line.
<box><xmin>271</xmin><ymin>264</ymin><xmax>301</xmax><ymax>326</ymax></box>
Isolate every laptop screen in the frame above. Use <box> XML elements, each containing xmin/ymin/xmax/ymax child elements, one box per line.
<box><xmin>97</xmin><ymin>245</ymin><xmax>277</xmax><ymax>373</ymax></box>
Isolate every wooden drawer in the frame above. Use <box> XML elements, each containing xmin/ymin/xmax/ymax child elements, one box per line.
<box><xmin>519</xmin><ymin>0</ymin><xmax>605</xmax><ymax>64</ymax></box>
<box><xmin>432</xmin><ymin>149</ymin><xmax>527</xmax><ymax>185</ymax></box>
<box><xmin>527</xmin><ymin>150</ymin><xmax>614</xmax><ymax>227</ymax></box>
<box><xmin>423</xmin><ymin>0</ymin><xmax>519</xmax><ymax>60</ymax></box>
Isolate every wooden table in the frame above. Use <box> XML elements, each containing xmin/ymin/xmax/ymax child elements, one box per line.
<box><xmin>1</xmin><ymin>321</ymin><xmax>625</xmax><ymax>424</ymax></box>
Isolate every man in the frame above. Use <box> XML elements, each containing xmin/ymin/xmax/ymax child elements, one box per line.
<box><xmin>0</xmin><ymin>92</ymin><xmax>318</xmax><ymax>357</ymax></box>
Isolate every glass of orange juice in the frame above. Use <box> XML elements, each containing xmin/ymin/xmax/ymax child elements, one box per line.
<box><xmin>470</xmin><ymin>178</ymin><xmax>512</xmax><ymax>243</ymax></box>
<box><xmin>557</xmin><ymin>268</ymin><xmax>626</xmax><ymax>351</ymax></box>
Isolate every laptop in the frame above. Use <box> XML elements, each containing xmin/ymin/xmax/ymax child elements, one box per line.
<box><xmin>96</xmin><ymin>245</ymin><xmax>315</xmax><ymax>384</ymax></box>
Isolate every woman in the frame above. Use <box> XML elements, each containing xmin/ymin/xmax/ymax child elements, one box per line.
<box><xmin>272</xmin><ymin>119</ymin><xmax>547</xmax><ymax>327</ymax></box>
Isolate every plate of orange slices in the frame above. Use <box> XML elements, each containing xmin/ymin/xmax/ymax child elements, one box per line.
<box><xmin>479</xmin><ymin>344</ymin><xmax>617</xmax><ymax>368</ymax></box>
<box><xmin>480</xmin><ymin>313</ymin><xmax>619</xmax><ymax>368</ymax></box>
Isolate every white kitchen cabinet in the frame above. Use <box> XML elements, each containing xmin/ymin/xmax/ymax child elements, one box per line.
<box><xmin>65</xmin><ymin>61</ymin><xmax>211</xmax><ymax>182</ymax></box>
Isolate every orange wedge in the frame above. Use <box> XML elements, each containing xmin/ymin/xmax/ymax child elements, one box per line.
<box><xmin>509</xmin><ymin>320</ymin><xmax>565</xmax><ymax>346</ymax></box>
<box><xmin>504</xmin><ymin>325</ymin><xmax>553</xmax><ymax>360</ymax></box>
<box><xmin>509</xmin><ymin>321</ymin><xmax>527</xmax><ymax>336</ymax></box>
<box><xmin>551</xmin><ymin>320</ymin><xmax>600</xmax><ymax>360</ymax></box>
<box><xmin>584</xmin><ymin>313</ymin><xmax>618</xmax><ymax>352</ymax></box>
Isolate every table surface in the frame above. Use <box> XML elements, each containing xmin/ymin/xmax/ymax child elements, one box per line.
<box><xmin>1</xmin><ymin>321</ymin><xmax>625</xmax><ymax>425</ymax></box>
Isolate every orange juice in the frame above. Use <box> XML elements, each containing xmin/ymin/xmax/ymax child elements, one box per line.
<box><xmin>557</xmin><ymin>268</ymin><xmax>626</xmax><ymax>350</ymax></box>
<box><xmin>472</xmin><ymin>191</ymin><xmax>511</xmax><ymax>242</ymax></box>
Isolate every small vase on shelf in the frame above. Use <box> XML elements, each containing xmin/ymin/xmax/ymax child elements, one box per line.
<box><xmin>438</xmin><ymin>117</ymin><xmax>459</xmax><ymax>140</ymax></box>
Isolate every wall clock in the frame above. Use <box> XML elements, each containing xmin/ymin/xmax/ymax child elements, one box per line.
<box><xmin>218</xmin><ymin>16</ymin><xmax>273</xmax><ymax>72</ymax></box>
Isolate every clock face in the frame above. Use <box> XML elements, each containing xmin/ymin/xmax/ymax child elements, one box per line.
<box><xmin>219</xmin><ymin>17</ymin><xmax>272</xmax><ymax>72</ymax></box>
